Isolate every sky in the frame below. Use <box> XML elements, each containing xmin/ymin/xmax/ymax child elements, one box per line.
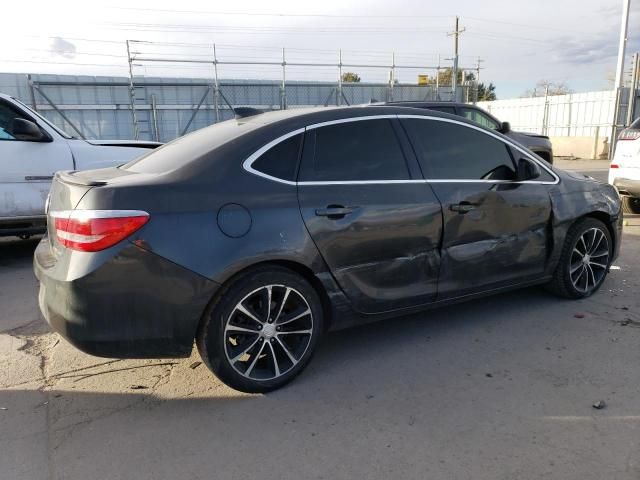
<box><xmin>1</xmin><ymin>0</ymin><xmax>638</xmax><ymax>98</ymax></box>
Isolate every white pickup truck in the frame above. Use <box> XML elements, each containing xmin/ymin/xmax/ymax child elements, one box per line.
<box><xmin>0</xmin><ymin>93</ymin><xmax>161</xmax><ymax>238</ymax></box>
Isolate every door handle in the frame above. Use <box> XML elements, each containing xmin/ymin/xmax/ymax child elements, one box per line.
<box><xmin>450</xmin><ymin>202</ymin><xmax>476</xmax><ymax>213</ymax></box>
<box><xmin>315</xmin><ymin>205</ymin><xmax>358</xmax><ymax>219</ymax></box>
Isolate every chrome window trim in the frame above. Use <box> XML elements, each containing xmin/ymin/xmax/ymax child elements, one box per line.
<box><xmin>242</xmin><ymin>114</ymin><xmax>560</xmax><ymax>186</ymax></box>
<box><xmin>396</xmin><ymin>114</ymin><xmax>560</xmax><ymax>185</ymax></box>
<box><xmin>242</xmin><ymin>127</ymin><xmax>304</xmax><ymax>186</ymax></box>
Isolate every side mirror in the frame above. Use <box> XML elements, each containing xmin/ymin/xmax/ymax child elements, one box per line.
<box><xmin>499</xmin><ymin>121</ymin><xmax>511</xmax><ymax>134</ymax></box>
<box><xmin>517</xmin><ymin>158</ymin><xmax>541</xmax><ymax>181</ymax></box>
<box><xmin>9</xmin><ymin>118</ymin><xmax>49</xmax><ymax>142</ymax></box>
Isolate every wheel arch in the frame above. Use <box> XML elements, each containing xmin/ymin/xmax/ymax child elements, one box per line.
<box><xmin>197</xmin><ymin>259</ymin><xmax>335</xmax><ymax>340</ymax></box>
<box><xmin>581</xmin><ymin>210</ymin><xmax>616</xmax><ymax>248</ymax></box>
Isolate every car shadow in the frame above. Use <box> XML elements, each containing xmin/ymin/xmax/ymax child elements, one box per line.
<box><xmin>2</xmin><ymin>279</ymin><xmax>638</xmax><ymax>479</ymax></box>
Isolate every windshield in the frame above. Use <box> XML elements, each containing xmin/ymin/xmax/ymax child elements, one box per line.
<box><xmin>11</xmin><ymin>97</ymin><xmax>74</xmax><ymax>139</ymax></box>
<box><xmin>630</xmin><ymin>117</ymin><xmax>640</xmax><ymax>130</ymax></box>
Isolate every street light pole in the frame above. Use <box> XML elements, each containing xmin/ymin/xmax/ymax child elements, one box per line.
<box><xmin>614</xmin><ymin>0</ymin><xmax>631</xmax><ymax>90</ymax></box>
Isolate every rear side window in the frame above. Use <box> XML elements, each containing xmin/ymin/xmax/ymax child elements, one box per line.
<box><xmin>252</xmin><ymin>133</ymin><xmax>302</xmax><ymax>181</ymax></box>
<box><xmin>300</xmin><ymin>119</ymin><xmax>410</xmax><ymax>181</ymax></box>
<box><xmin>403</xmin><ymin>118</ymin><xmax>516</xmax><ymax>181</ymax></box>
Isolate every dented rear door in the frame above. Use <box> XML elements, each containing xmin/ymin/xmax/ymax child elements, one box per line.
<box><xmin>400</xmin><ymin>116</ymin><xmax>552</xmax><ymax>299</ymax></box>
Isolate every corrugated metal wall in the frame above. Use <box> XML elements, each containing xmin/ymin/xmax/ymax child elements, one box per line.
<box><xmin>1</xmin><ymin>73</ymin><xmax>458</xmax><ymax>142</ymax></box>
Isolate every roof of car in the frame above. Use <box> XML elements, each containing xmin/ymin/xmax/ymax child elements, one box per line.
<box><xmin>385</xmin><ymin>100</ymin><xmax>468</xmax><ymax>107</ymax></box>
<box><xmin>233</xmin><ymin>104</ymin><xmax>468</xmax><ymax>131</ymax></box>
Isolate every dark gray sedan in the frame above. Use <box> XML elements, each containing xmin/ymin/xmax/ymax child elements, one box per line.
<box><xmin>34</xmin><ymin>106</ymin><xmax>621</xmax><ymax>392</ymax></box>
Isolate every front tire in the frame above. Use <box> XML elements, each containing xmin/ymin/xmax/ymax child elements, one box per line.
<box><xmin>197</xmin><ymin>266</ymin><xmax>324</xmax><ymax>393</ymax></box>
<box><xmin>546</xmin><ymin>218</ymin><xmax>612</xmax><ymax>299</ymax></box>
<box><xmin>622</xmin><ymin>196</ymin><xmax>640</xmax><ymax>215</ymax></box>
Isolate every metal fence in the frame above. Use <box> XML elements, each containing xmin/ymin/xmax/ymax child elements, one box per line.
<box><xmin>1</xmin><ymin>72</ymin><xmax>466</xmax><ymax>143</ymax></box>
<box><xmin>477</xmin><ymin>88</ymin><xmax>639</xmax><ymax>139</ymax></box>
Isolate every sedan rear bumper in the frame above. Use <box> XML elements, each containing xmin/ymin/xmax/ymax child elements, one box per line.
<box><xmin>34</xmin><ymin>238</ymin><xmax>219</xmax><ymax>358</ymax></box>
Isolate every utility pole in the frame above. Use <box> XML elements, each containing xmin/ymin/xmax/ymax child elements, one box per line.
<box><xmin>612</xmin><ymin>0</ymin><xmax>631</xmax><ymax>159</ymax></box>
<box><xmin>474</xmin><ymin>57</ymin><xmax>484</xmax><ymax>103</ymax></box>
<box><xmin>614</xmin><ymin>0</ymin><xmax>631</xmax><ymax>90</ymax></box>
<box><xmin>476</xmin><ymin>57</ymin><xmax>483</xmax><ymax>83</ymax></box>
<box><xmin>448</xmin><ymin>16</ymin><xmax>465</xmax><ymax>100</ymax></box>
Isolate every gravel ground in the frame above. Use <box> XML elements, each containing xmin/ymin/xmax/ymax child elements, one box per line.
<box><xmin>2</xmin><ymin>160</ymin><xmax>639</xmax><ymax>480</ymax></box>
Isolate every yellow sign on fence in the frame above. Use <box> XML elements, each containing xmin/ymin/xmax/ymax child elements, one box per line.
<box><xmin>417</xmin><ymin>74</ymin><xmax>429</xmax><ymax>85</ymax></box>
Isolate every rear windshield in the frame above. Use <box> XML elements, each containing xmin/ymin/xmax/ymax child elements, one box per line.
<box><xmin>630</xmin><ymin>117</ymin><xmax>640</xmax><ymax>130</ymax></box>
<box><xmin>122</xmin><ymin>119</ymin><xmax>260</xmax><ymax>174</ymax></box>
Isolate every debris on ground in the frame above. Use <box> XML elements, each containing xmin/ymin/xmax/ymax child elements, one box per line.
<box><xmin>130</xmin><ymin>385</ymin><xmax>148</xmax><ymax>390</ymax></box>
<box><xmin>574</xmin><ymin>313</ymin><xmax>585</xmax><ymax>319</ymax></box>
<box><xmin>485</xmin><ymin>373</ymin><xmax>493</xmax><ymax>378</ymax></box>
<box><xmin>189</xmin><ymin>361</ymin><xmax>202</xmax><ymax>369</ymax></box>
<box><xmin>0</xmin><ymin>407</ymin><xmax>7</xmax><ymax>411</ymax></box>
<box><xmin>592</xmin><ymin>400</ymin><xmax>606</xmax><ymax>410</ymax></box>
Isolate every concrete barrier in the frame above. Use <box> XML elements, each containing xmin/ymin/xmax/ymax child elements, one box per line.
<box><xmin>549</xmin><ymin>133</ymin><xmax>609</xmax><ymax>160</ymax></box>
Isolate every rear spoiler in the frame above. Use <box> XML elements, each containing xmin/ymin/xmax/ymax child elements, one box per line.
<box><xmin>56</xmin><ymin>171</ymin><xmax>107</xmax><ymax>187</ymax></box>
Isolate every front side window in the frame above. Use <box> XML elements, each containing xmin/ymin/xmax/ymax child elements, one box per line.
<box><xmin>0</xmin><ymin>101</ymin><xmax>27</xmax><ymax>141</ymax></box>
<box><xmin>300</xmin><ymin>119</ymin><xmax>410</xmax><ymax>181</ymax></box>
<box><xmin>402</xmin><ymin>118</ymin><xmax>517</xmax><ymax>181</ymax></box>
<box><xmin>251</xmin><ymin>133</ymin><xmax>303</xmax><ymax>181</ymax></box>
<box><xmin>459</xmin><ymin>107</ymin><xmax>500</xmax><ymax>130</ymax></box>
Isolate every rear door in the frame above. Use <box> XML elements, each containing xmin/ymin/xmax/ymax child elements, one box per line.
<box><xmin>401</xmin><ymin>116</ymin><xmax>554</xmax><ymax>299</ymax></box>
<box><xmin>0</xmin><ymin>98</ymin><xmax>73</xmax><ymax>218</ymax></box>
<box><xmin>297</xmin><ymin>117</ymin><xmax>443</xmax><ymax>314</ymax></box>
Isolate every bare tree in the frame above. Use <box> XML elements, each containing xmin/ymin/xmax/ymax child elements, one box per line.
<box><xmin>523</xmin><ymin>80</ymin><xmax>573</xmax><ymax>97</ymax></box>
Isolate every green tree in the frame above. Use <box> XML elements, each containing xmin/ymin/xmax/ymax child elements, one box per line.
<box><xmin>428</xmin><ymin>68</ymin><xmax>475</xmax><ymax>86</ymax></box>
<box><xmin>477</xmin><ymin>82</ymin><xmax>497</xmax><ymax>101</ymax></box>
<box><xmin>341</xmin><ymin>72</ymin><xmax>361</xmax><ymax>83</ymax></box>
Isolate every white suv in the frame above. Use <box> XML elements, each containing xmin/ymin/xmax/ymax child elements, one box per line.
<box><xmin>609</xmin><ymin>117</ymin><xmax>640</xmax><ymax>214</ymax></box>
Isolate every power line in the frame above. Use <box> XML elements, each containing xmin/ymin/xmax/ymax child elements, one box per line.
<box><xmin>108</xmin><ymin>7</ymin><xmax>453</xmax><ymax>19</ymax></box>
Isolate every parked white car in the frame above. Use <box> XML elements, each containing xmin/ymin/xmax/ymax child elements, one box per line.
<box><xmin>0</xmin><ymin>93</ymin><xmax>161</xmax><ymax>238</ymax></box>
<box><xmin>609</xmin><ymin>117</ymin><xmax>640</xmax><ymax>214</ymax></box>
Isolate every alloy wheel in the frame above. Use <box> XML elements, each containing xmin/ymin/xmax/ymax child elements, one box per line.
<box><xmin>224</xmin><ymin>285</ymin><xmax>314</xmax><ymax>381</ymax></box>
<box><xmin>569</xmin><ymin>227</ymin><xmax>609</xmax><ymax>294</ymax></box>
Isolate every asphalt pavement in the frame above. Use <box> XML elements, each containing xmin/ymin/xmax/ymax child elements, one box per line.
<box><xmin>2</xmin><ymin>159</ymin><xmax>639</xmax><ymax>480</ymax></box>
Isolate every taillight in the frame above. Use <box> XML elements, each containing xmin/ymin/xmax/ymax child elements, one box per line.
<box><xmin>51</xmin><ymin>210</ymin><xmax>149</xmax><ymax>252</ymax></box>
<box><xmin>610</xmin><ymin>164</ymin><xmax>619</xmax><ymax>169</ymax></box>
<box><xmin>618</xmin><ymin>129</ymin><xmax>640</xmax><ymax>141</ymax></box>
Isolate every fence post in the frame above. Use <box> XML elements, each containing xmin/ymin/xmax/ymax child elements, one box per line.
<box><xmin>388</xmin><ymin>52</ymin><xmax>395</xmax><ymax>102</ymax></box>
<box><xmin>610</xmin><ymin>87</ymin><xmax>623</xmax><ymax>160</ymax></box>
<box><xmin>592</xmin><ymin>126</ymin><xmax>600</xmax><ymax>160</ymax></box>
<box><xmin>213</xmin><ymin>44</ymin><xmax>220</xmax><ymax>122</ymax></box>
<box><xmin>281</xmin><ymin>48</ymin><xmax>287</xmax><ymax>110</ymax></box>
<box><xmin>542</xmin><ymin>85</ymin><xmax>550</xmax><ymax>135</ymax></box>
<box><xmin>151</xmin><ymin>94</ymin><xmax>159</xmax><ymax>142</ymax></box>
<box><xmin>337</xmin><ymin>49</ymin><xmax>343</xmax><ymax>106</ymax></box>
<box><xmin>126</xmin><ymin>40</ymin><xmax>139</xmax><ymax>140</ymax></box>
<box><xmin>566</xmin><ymin>94</ymin><xmax>572</xmax><ymax>136</ymax></box>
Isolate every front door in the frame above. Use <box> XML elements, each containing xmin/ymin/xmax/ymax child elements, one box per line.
<box><xmin>0</xmin><ymin>98</ymin><xmax>72</xmax><ymax>218</ymax></box>
<box><xmin>401</xmin><ymin>116</ymin><xmax>554</xmax><ymax>299</ymax></box>
<box><xmin>297</xmin><ymin>117</ymin><xmax>443</xmax><ymax>314</ymax></box>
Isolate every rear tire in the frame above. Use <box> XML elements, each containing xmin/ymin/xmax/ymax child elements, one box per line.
<box><xmin>622</xmin><ymin>196</ymin><xmax>640</xmax><ymax>215</ymax></box>
<box><xmin>197</xmin><ymin>266</ymin><xmax>324</xmax><ymax>393</ymax></box>
<box><xmin>546</xmin><ymin>217</ymin><xmax>612</xmax><ymax>299</ymax></box>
